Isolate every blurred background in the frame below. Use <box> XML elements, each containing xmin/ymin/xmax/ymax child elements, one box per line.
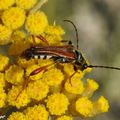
<box><xmin>42</xmin><ymin>0</ymin><xmax>120</xmax><ymax>120</ymax></box>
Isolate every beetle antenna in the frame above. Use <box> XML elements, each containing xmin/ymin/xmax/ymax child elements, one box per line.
<box><xmin>64</xmin><ymin>20</ymin><xmax>79</xmax><ymax>49</ymax></box>
<box><xmin>88</xmin><ymin>65</ymin><xmax>120</xmax><ymax>70</ymax></box>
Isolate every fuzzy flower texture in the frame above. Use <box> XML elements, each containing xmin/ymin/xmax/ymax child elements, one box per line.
<box><xmin>0</xmin><ymin>0</ymin><xmax>109</xmax><ymax>120</ymax></box>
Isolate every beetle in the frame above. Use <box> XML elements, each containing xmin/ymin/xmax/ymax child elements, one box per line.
<box><xmin>22</xmin><ymin>20</ymin><xmax>120</xmax><ymax>75</ymax></box>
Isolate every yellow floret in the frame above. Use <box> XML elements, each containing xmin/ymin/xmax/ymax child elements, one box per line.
<box><xmin>25</xmin><ymin>11</ymin><xmax>48</xmax><ymax>35</ymax></box>
<box><xmin>75</xmin><ymin>97</ymin><xmax>93</xmax><ymax>117</ymax></box>
<box><xmin>5</xmin><ymin>65</ymin><xmax>24</xmax><ymax>85</ymax></box>
<box><xmin>26</xmin><ymin>64</ymin><xmax>44</xmax><ymax>80</ymax></box>
<box><xmin>0</xmin><ymin>0</ymin><xmax>15</xmax><ymax>10</ymax></box>
<box><xmin>93</xmin><ymin>96</ymin><xmax>109</xmax><ymax>114</ymax></box>
<box><xmin>45</xmin><ymin>25</ymin><xmax>65</xmax><ymax>36</ymax></box>
<box><xmin>0</xmin><ymin>54</ymin><xmax>9</xmax><ymax>71</ymax></box>
<box><xmin>42</xmin><ymin>68</ymin><xmax>64</xmax><ymax>86</ymax></box>
<box><xmin>46</xmin><ymin>93</ymin><xmax>69</xmax><ymax>115</ymax></box>
<box><xmin>63</xmin><ymin>63</ymin><xmax>75</xmax><ymax>76</ymax></box>
<box><xmin>83</xmin><ymin>79</ymin><xmax>99</xmax><ymax>97</ymax></box>
<box><xmin>44</xmin><ymin>34</ymin><xmax>63</xmax><ymax>45</ymax></box>
<box><xmin>26</xmin><ymin>80</ymin><xmax>49</xmax><ymax>101</ymax></box>
<box><xmin>0</xmin><ymin>88</ymin><xmax>6</xmax><ymax>108</ymax></box>
<box><xmin>16</xmin><ymin>0</ymin><xmax>38</xmax><ymax>10</ymax></box>
<box><xmin>24</xmin><ymin>105</ymin><xmax>49</xmax><ymax>120</ymax></box>
<box><xmin>2</xmin><ymin>7</ymin><xmax>26</xmax><ymax>30</ymax></box>
<box><xmin>7</xmin><ymin>86</ymin><xmax>30</xmax><ymax>109</ymax></box>
<box><xmin>0</xmin><ymin>24</ymin><xmax>12</xmax><ymax>45</ymax></box>
<box><xmin>65</xmin><ymin>72</ymin><xmax>84</xmax><ymax>94</ymax></box>
<box><xmin>0</xmin><ymin>73</ymin><xmax>5</xmax><ymax>88</ymax></box>
<box><xmin>17</xmin><ymin>57</ymin><xmax>36</xmax><ymax>68</ymax></box>
<box><xmin>7</xmin><ymin>112</ymin><xmax>26</xmax><ymax>120</ymax></box>
<box><xmin>8</xmin><ymin>40</ymin><xmax>31</xmax><ymax>56</ymax></box>
<box><xmin>56</xmin><ymin>115</ymin><xmax>73</xmax><ymax>120</ymax></box>
<box><xmin>11</xmin><ymin>30</ymin><xmax>26</xmax><ymax>43</ymax></box>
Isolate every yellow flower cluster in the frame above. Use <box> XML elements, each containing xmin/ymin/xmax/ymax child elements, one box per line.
<box><xmin>0</xmin><ymin>0</ymin><xmax>109</xmax><ymax>120</ymax></box>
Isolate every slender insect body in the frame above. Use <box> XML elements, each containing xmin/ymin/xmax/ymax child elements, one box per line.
<box><xmin>23</xmin><ymin>46</ymin><xmax>88</xmax><ymax>71</ymax></box>
<box><xmin>22</xmin><ymin>20</ymin><xmax>120</xmax><ymax>74</ymax></box>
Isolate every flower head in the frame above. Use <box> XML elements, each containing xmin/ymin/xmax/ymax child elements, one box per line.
<box><xmin>26</xmin><ymin>80</ymin><xmax>49</xmax><ymax>101</ymax></box>
<box><xmin>0</xmin><ymin>0</ymin><xmax>15</xmax><ymax>10</ymax></box>
<box><xmin>7</xmin><ymin>86</ymin><xmax>30</xmax><ymax>108</ymax></box>
<box><xmin>42</xmin><ymin>68</ymin><xmax>64</xmax><ymax>86</ymax></box>
<box><xmin>2</xmin><ymin>7</ymin><xmax>26</xmax><ymax>30</ymax></box>
<box><xmin>5</xmin><ymin>65</ymin><xmax>24</xmax><ymax>85</ymax></box>
<box><xmin>75</xmin><ymin>97</ymin><xmax>93</xmax><ymax>117</ymax></box>
<box><xmin>24</xmin><ymin>105</ymin><xmax>49</xmax><ymax>120</ymax></box>
<box><xmin>46</xmin><ymin>93</ymin><xmax>69</xmax><ymax>115</ymax></box>
<box><xmin>93</xmin><ymin>96</ymin><xmax>109</xmax><ymax>114</ymax></box>
<box><xmin>11</xmin><ymin>30</ymin><xmax>26</xmax><ymax>43</ymax></box>
<box><xmin>0</xmin><ymin>24</ymin><xmax>12</xmax><ymax>45</ymax></box>
<box><xmin>25</xmin><ymin>11</ymin><xmax>48</xmax><ymax>35</ymax></box>
<box><xmin>7</xmin><ymin>112</ymin><xmax>26</xmax><ymax>120</ymax></box>
<box><xmin>16</xmin><ymin>0</ymin><xmax>38</xmax><ymax>10</ymax></box>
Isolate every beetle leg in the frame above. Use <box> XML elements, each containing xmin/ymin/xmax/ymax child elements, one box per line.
<box><xmin>15</xmin><ymin>62</ymin><xmax>56</xmax><ymax>101</ymax></box>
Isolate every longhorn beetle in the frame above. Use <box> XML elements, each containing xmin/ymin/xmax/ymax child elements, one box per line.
<box><xmin>22</xmin><ymin>20</ymin><xmax>120</xmax><ymax>75</ymax></box>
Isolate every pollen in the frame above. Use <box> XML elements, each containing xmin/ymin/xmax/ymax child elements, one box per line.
<box><xmin>0</xmin><ymin>24</ymin><xmax>12</xmax><ymax>45</ymax></box>
<box><xmin>56</xmin><ymin>115</ymin><xmax>73</xmax><ymax>120</ymax></box>
<box><xmin>2</xmin><ymin>7</ymin><xmax>26</xmax><ymax>30</ymax></box>
<box><xmin>7</xmin><ymin>112</ymin><xmax>26</xmax><ymax>120</ymax></box>
<box><xmin>25</xmin><ymin>11</ymin><xmax>48</xmax><ymax>35</ymax></box>
<box><xmin>42</xmin><ymin>68</ymin><xmax>64</xmax><ymax>86</ymax></box>
<box><xmin>0</xmin><ymin>88</ymin><xmax>6</xmax><ymax>108</ymax></box>
<box><xmin>0</xmin><ymin>54</ymin><xmax>9</xmax><ymax>72</ymax></box>
<box><xmin>65</xmin><ymin>72</ymin><xmax>84</xmax><ymax>94</ymax></box>
<box><xmin>24</xmin><ymin>105</ymin><xmax>49</xmax><ymax>120</ymax></box>
<box><xmin>5</xmin><ymin>65</ymin><xmax>24</xmax><ymax>85</ymax></box>
<box><xmin>46</xmin><ymin>93</ymin><xmax>69</xmax><ymax>115</ymax></box>
<box><xmin>0</xmin><ymin>0</ymin><xmax>15</xmax><ymax>10</ymax></box>
<box><xmin>16</xmin><ymin>0</ymin><xmax>38</xmax><ymax>10</ymax></box>
<box><xmin>7</xmin><ymin>86</ymin><xmax>30</xmax><ymax>109</ymax></box>
<box><xmin>75</xmin><ymin>97</ymin><xmax>93</xmax><ymax>117</ymax></box>
<box><xmin>26</xmin><ymin>80</ymin><xmax>49</xmax><ymax>101</ymax></box>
